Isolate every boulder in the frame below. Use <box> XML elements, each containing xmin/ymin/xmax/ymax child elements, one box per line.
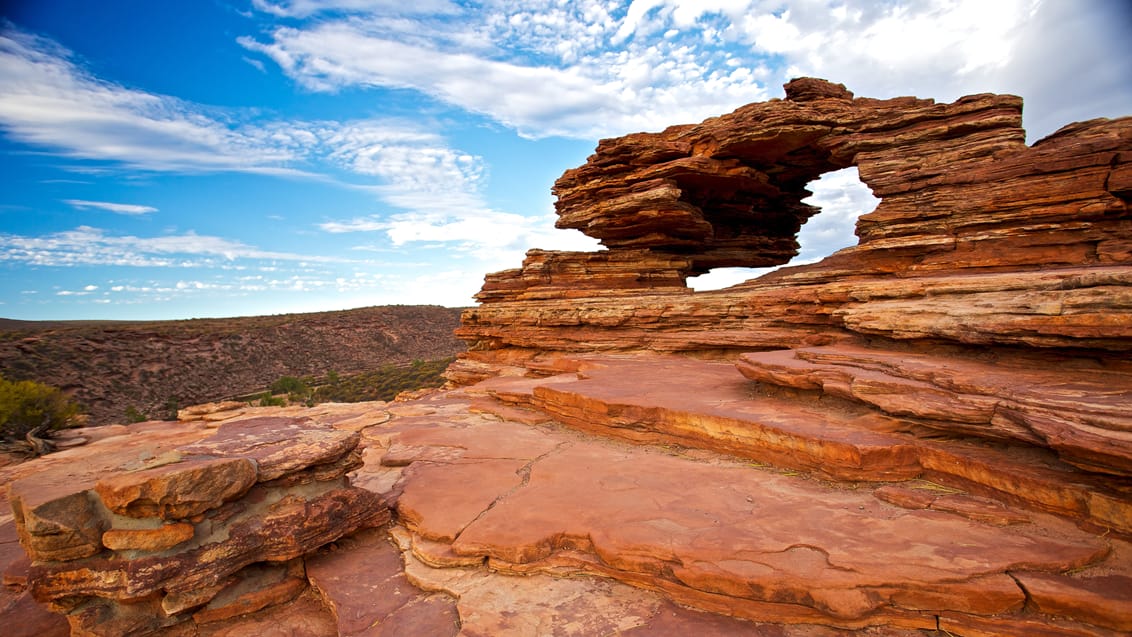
<box><xmin>5</xmin><ymin>415</ymin><xmax>387</xmax><ymax>635</ymax></box>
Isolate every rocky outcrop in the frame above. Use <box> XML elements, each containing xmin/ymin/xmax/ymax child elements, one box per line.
<box><xmin>431</xmin><ymin>78</ymin><xmax>1131</xmax><ymax>632</ymax></box>
<box><xmin>4</xmin><ymin>414</ymin><xmax>388</xmax><ymax>635</ymax></box>
<box><xmin>735</xmin><ymin>345</ymin><xmax>1132</xmax><ymax>476</ymax></box>
<box><xmin>457</xmin><ymin>77</ymin><xmax>1129</xmax><ymax>354</ymax></box>
<box><xmin>453</xmin><ymin>78</ymin><xmax>1132</xmax><ymax>477</ymax></box>
<box><xmin>2</xmin><ymin>372</ymin><xmax>1130</xmax><ymax>634</ymax></box>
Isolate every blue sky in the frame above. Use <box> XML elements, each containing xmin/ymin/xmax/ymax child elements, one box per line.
<box><xmin>1</xmin><ymin>1</ymin><xmax>1129</xmax><ymax>320</ymax></box>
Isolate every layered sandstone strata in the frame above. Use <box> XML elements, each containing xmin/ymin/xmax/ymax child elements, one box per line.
<box><xmin>452</xmin><ymin>77</ymin><xmax>1132</xmax><ymax>479</ymax></box>
<box><xmin>5</xmin><ymin>415</ymin><xmax>388</xmax><ymax>635</ymax></box>
<box><xmin>457</xmin><ymin>78</ymin><xmax>1130</xmax><ymax>356</ymax></box>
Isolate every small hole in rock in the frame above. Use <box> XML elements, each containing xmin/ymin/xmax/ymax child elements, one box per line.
<box><xmin>689</xmin><ymin>167</ymin><xmax>878</xmax><ymax>291</ymax></box>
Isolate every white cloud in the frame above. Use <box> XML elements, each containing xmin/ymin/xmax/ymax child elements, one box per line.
<box><xmin>319</xmin><ymin>120</ymin><xmax>488</xmax><ymax>212</ymax></box>
<box><xmin>0</xmin><ymin>226</ymin><xmax>354</xmax><ymax>268</ymax></box>
<box><xmin>242</xmin><ymin>56</ymin><xmax>267</xmax><ymax>73</ymax></box>
<box><xmin>245</xmin><ymin>0</ymin><xmax>1129</xmax><ymax>143</ymax></box>
<box><xmin>241</xmin><ymin>4</ymin><xmax>769</xmax><ymax>139</ymax></box>
<box><xmin>291</xmin><ymin>0</ymin><xmax>1125</xmax><ymax>276</ymax></box>
<box><xmin>0</xmin><ymin>28</ymin><xmax>307</xmax><ymax>174</ymax></box>
<box><xmin>1</xmin><ymin>25</ymin><xmax>528</xmax><ymax>263</ymax></box>
<box><xmin>251</xmin><ymin>0</ymin><xmax>459</xmax><ymax>18</ymax></box>
<box><xmin>312</xmin><ymin>117</ymin><xmax>601</xmax><ymax>261</ymax></box>
<box><xmin>63</xmin><ymin>199</ymin><xmax>158</xmax><ymax>215</ymax></box>
<box><xmin>796</xmin><ymin>166</ymin><xmax>878</xmax><ymax>262</ymax></box>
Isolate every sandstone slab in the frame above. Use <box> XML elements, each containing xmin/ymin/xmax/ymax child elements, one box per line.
<box><xmin>6</xmin><ymin>415</ymin><xmax>388</xmax><ymax>635</ymax></box>
<box><xmin>476</xmin><ymin>353</ymin><xmax>1132</xmax><ymax>535</ymax></box>
<box><xmin>306</xmin><ymin>527</ymin><xmax>459</xmax><ymax>637</ymax></box>
<box><xmin>737</xmin><ymin>344</ymin><xmax>1132</xmax><ymax>476</ymax></box>
<box><xmin>180</xmin><ymin>416</ymin><xmax>361</xmax><ymax>481</ymax></box>
<box><xmin>345</xmin><ymin>386</ymin><xmax>1131</xmax><ymax>633</ymax></box>
<box><xmin>95</xmin><ymin>456</ymin><xmax>257</xmax><ymax>520</ymax></box>
<box><xmin>447</xmin><ymin>443</ymin><xmax>1103</xmax><ymax>626</ymax></box>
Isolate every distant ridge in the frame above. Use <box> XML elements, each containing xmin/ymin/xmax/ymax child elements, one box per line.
<box><xmin>0</xmin><ymin>305</ymin><xmax>466</xmax><ymax>425</ymax></box>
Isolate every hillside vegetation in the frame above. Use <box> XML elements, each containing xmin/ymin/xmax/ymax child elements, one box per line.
<box><xmin>0</xmin><ymin>305</ymin><xmax>465</xmax><ymax>425</ymax></box>
<box><xmin>241</xmin><ymin>357</ymin><xmax>456</xmax><ymax>408</ymax></box>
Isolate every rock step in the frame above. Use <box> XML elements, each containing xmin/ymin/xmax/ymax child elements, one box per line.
<box><xmin>472</xmin><ymin>355</ymin><xmax>1132</xmax><ymax>536</ymax></box>
<box><xmin>737</xmin><ymin>345</ymin><xmax>1132</xmax><ymax>477</ymax></box>
<box><xmin>360</xmin><ymin>389</ymin><xmax>1132</xmax><ymax>634</ymax></box>
<box><xmin>3</xmin><ymin>415</ymin><xmax>389</xmax><ymax>635</ymax></box>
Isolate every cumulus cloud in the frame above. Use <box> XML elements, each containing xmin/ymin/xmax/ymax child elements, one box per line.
<box><xmin>1</xmin><ymin>24</ymin><xmax>564</xmax><ymax>259</ymax></box>
<box><xmin>245</xmin><ymin>0</ymin><xmax>1130</xmax><ymax>141</ymax></box>
<box><xmin>312</xmin><ymin>118</ymin><xmax>601</xmax><ymax>263</ymax></box>
<box><xmin>319</xmin><ymin>120</ymin><xmax>488</xmax><ymax>212</ymax></box>
<box><xmin>63</xmin><ymin>199</ymin><xmax>158</xmax><ymax>215</ymax></box>
<box><xmin>240</xmin><ymin>2</ymin><xmax>770</xmax><ymax>138</ymax></box>
<box><xmin>796</xmin><ymin>167</ymin><xmax>879</xmax><ymax>262</ymax></box>
<box><xmin>1</xmin><ymin>25</ymin><xmax>542</xmax><ymax>264</ymax></box>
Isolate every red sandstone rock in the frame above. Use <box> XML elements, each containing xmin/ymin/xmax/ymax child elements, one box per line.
<box><xmin>1014</xmin><ymin>572</ymin><xmax>1132</xmax><ymax>632</ymax></box>
<box><xmin>306</xmin><ymin>528</ymin><xmax>459</xmax><ymax>637</ymax></box>
<box><xmin>446</xmin><ymin>443</ymin><xmax>1101</xmax><ymax>626</ymax></box>
<box><xmin>181</xmin><ymin>416</ymin><xmax>361</xmax><ymax>481</ymax></box>
<box><xmin>454</xmin><ymin>80</ymin><xmax>1132</xmax><ymax>427</ymax></box>
<box><xmin>392</xmin><ymin>525</ymin><xmax>794</xmax><ymax>636</ymax></box>
<box><xmin>95</xmin><ymin>456</ymin><xmax>257</xmax><ymax>519</ymax></box>
<box><xmin>736</xmin><ymin>345</ymin><xmax>1132</xmax><ymax>476</ymax></box>
<box><xmin>344</xmin><ymin>387</ymin><xmax>1131</xmax><ymax>632</ymax></box>
<box><xmin>177</xmin><ymin>400</ymin><xmax>247</xmax><ymax>421</ymax></box>
<box><xmin>5</xmin><ymin>415</ymin><xmax>388</xmax><ymax>635</ymax></box>
<box><xmin>198</xmin><ymin>589</ymin><xmax>338</xmax><ymax>637</ymax></box>
<box><xmin>0</xmin><ymin>589</ymin><xmax>69</xmax><ymax>637</ymax></box>
<box><xmin>466</xmin><ymin>354</ymin><xmax>1132</xmax><ymax>533</ymax></box>
<box><xmin>101</xmin><ymin>521</ymin><xmax>195</xmax><ymax>551</ymax></box>
<box><xmin>192</xmin><ymin>560</ymin><xmax>307</xmax><ymax>624</ymax></box>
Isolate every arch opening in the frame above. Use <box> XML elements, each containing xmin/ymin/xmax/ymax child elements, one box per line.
<box><xmin>688</xmin><ymin>167</ymin><xmax>878</xmax><ymax>291</ymax></box>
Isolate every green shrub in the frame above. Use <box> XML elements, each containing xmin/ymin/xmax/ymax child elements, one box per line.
<box><xmin>0</xmin><ymin>375</ymin><xmax>81</xmax><ymax>441</ymax></box>
<box><xmin>256</xmin><ymin>392</ymin><xmax>286</xmax><ymax>407</ymax></box>
<box><xmin>270</xmin><ymin>375</ymin><xmax>308</xmax><ymax>396</ymax></box>
<box><xmin>312</xmin><ymin>357</ymin><xmax>454</xmax><ymax>403</ymax></box>
<box><xmin>163</xmin><ymin>398</ymin><xmax>180</xmax><ymax>421</ymax></box>
<box><xmin>124</xmin><ymin>406</ymin><xmax>148</xmax><ymax>423</ymax></box>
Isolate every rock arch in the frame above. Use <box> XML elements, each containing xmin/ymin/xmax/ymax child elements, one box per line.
<box><xmin>461</xmin><ymin>77</ymin><xmax>1130</xmax><ymax>355</ymax></box>
<box><xmin>549</xmin><ymin>77</ymin><xmax>1037</xmax><ymax>280</ymax></box>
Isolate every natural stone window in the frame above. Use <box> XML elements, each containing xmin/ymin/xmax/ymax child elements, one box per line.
<box><xmin>689</xmin><ymin>166</ymin><xmax>878</xmax><ymax>291</ymax></box>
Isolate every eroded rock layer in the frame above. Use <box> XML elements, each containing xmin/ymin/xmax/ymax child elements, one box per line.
<box><xmin>3</xmin><ymin>377</ymin><xmax>1130</xmax><ymax>634</ymax></box>
<box><xmin>4</xmin><ymin>415</ymin><xmax>388</xmax><ymax>635</ymax></box>
<box><xmin>453</xmin><ymin>78</ymin><xmax>1132</xmax><ymax>479</ymax></box>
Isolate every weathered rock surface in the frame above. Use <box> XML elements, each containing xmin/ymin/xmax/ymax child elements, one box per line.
<box><xmin>454</xmin><ymin>77</ymin><xmax>1132</xmax><ymax>480</ymax></box>
<box><xmin>3</xmin><ymin>377</ymin><xmax>1129</xmax><ymax>634</ymax></box>
<box><xmin>736</xmin><ymin>345</ymin><xmax>1132</xmax><ymax>476</ymax></box>
<box><xmin>5</xmin><ymin>79</ymin><xmax>1130</xmax><ymax>635</ymax></box>
<box><xmin>366</xmin><ymin>387</ymin><xmax>1131</xmax><ymax>634</ymax></box>
<box><xmin>4</xmin><ymin>414</ymin><xmax>387</xmax><ymax>635</ymax></box>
